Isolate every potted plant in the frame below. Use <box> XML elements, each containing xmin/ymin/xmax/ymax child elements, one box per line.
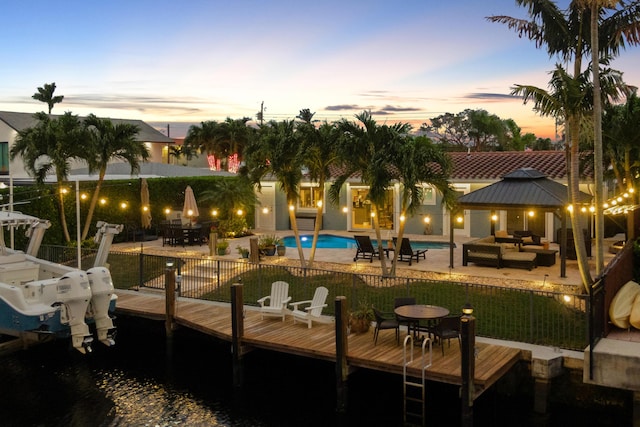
<box><xmin>216</xmin><ymin>239</ymin><xmax>229</xmax><ymax>256</ymax></box>
<box><xmin>258</xmin><ymin>234</ymin><xmax>278</xmax><ymax>256</ymax></box>
<box><xmin>275</xmin><ymin>236</ymin><xmax>286</xmax><ymax>256</ymax></box>
<box><xmin>349</xmin><ymin>301</ymin><xmax>374</xmax><ymax>334</ymax></box>
<box><xmin>236</xmin><ymin>245</ymin><xmax>250</xmax><ymax>259</ymax></box>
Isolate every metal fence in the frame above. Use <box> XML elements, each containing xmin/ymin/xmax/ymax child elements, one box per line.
<box><xmin>39</xmin><ymin>245</ymin><xmax>589</xmax><ymax>350</ymax></box>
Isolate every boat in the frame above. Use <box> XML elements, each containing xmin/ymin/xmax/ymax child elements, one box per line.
<box><xmin>0</xmin><ymin>211</ymin><xmax>123</xmax><ymax>353</ymax></box>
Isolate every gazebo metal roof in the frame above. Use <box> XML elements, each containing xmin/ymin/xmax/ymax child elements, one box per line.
<box><xmin>457</xmin><ymin>167</ymin><xmax>592</xmax><ymax>210</ymax></box>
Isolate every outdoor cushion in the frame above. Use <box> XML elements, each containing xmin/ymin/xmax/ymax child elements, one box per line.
<box><xmin>522</xmin><ymin>236</ymin><xmax>534</xmax><ymax>244</ymax></box>
<box><xmin>495</xmin><ymin>230</ymin><xmax>509</xmax><ymax>238</ymax></box>
<box><xmin>609</xmin><ymin>280</ymin><xmax>640</xmax><ymax>329</ymax></box>
<box><xmin>630</xmin><ymin>294</ymin><xmax>640</xmax><ymax>330</ymax></box>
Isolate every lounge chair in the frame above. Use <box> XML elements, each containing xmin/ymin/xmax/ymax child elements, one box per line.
<box><xmin>353</xmin><ymin>235</ymin><xmax>379</xmax><ymax>262</ymax></box>
<box><xmin>290</xmin><ymin>286</ymin><xmax>329</xmax><ymax>328</ymax></box>
<box><xmin>393</xmin><ymin>237</ymin><xmax>427</xmax><ymax>266</ymax></box>
<box><xmin>257</xmin><ymin>281</ymin><xmax>292</xmax><ymax>321</ymax></box>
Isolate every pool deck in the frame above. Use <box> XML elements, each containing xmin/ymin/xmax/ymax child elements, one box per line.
<box><xmin>114</xmin><ymin>229</ymin><xmax>619</xmax><ymax>293</ymax></box>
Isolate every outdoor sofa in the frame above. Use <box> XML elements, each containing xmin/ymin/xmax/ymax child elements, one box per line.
<box><xmin>462</xmin><ymin>236</ymin><xmax>537</xmax><ymax>270</ymax></box>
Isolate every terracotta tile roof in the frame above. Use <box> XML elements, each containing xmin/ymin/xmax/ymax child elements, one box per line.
<box><xmin>449</xmin><ymin>151</ymin><xmax>576</xmax><ymax>181</ymax></box>
<box><xmin>329</xmin><ymin>150</ymin><xmax>589</xmax><ymax>183</ymax></box>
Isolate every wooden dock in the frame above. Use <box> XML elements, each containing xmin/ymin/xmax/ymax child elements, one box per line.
<box><xmin>115</xmin><ymin>290</ymin><xmax>523</xmax><ymax>399</ymax></box>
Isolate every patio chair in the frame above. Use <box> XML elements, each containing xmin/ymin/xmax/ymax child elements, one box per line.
<box><xmin>257</xmin><ymin>281</ymin><xmax>292</xmax><ymax>321</ymax></box>
<box><xmin>432</xmin><ymin>315</ymin><xmax>461</xmax><ymax>356</ymax></box>
<box><xmin>353</xmin><ymin>235</ymin><xmax>379</xmax><ymax>262</ymax></box>
<box><xmin>166</xmin><ymin>225</ymin><xmax>185</xmax><ymax>247</ymax></box>
<box><xmin>291</xmin><ymin>286</ymin><xmax>329</xmax><ymax>328</ymax></box>
<box><xmin>372</xmin><ymin>307</ymin><xmax>399</xmax><ymax>345</ymax></box>
<box><xmin>394</xmin><ymin>297</ymin><xmax>417</xmax><ymax>336</ymax></box>
<box><xmin>393</xmin><ymin>237</ymin><xmax>427</xmax><ymax>266</ymax></box>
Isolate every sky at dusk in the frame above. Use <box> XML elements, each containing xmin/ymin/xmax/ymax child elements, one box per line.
<box><xmin>2</xmin><ymin>0</ymin><xmax>639</xmax><ymax>140</ymax></box>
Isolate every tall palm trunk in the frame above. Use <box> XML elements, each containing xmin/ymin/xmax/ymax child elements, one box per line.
<box><xmin>288</xmin><ymin>210</ymin><xmax>306</xmax><ymax>267</ymax></box>
<box><xmin>81</xmin><ymin>167</ymin><xmax>106</xmax><ymax>240</ymax></box>
<box><xmin>591</xmin><ymin>1</ymin><xmax>605</xmax><ymax>275</ymax></box>
<box><xmin>307</xmin><ymin>182</ymin><xmax>325</xmax><ymax>268</ymax></box>
<box><xmin>56</xmin><ymin>183</ymin><xmax>71</xmax><ymax>242</ymax></box>
<box><xmin>372</xmin><ymin>205</ymin><xmax>390</xmax><ymax>277</ymax></box>
<box><xmin>568</xmin><ymin>114</ymin><xmax>593</xmax><ymax>292</ymax></box>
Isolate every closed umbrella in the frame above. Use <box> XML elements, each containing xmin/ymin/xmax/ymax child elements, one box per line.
<box><xmin>141</xmin><ymin>178</ymin><xmax>152</xmax><ymax>229</ymax></box>
<box><xmin>182</xmin><ymin>185</ymin><xmax>199</xmax><ymax>223</ymax></box>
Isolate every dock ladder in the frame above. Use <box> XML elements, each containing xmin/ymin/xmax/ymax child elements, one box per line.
<box><xmin>402</xmin><ymin>335</ymin><xmax>432</xmax><ymax>427</ymax></box>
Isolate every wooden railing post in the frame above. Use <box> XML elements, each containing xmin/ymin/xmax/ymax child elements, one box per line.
<box><xmin>165</xmin><ymin>263</ymin><xmax>176</xmax><ymax>338</ymax></box>
<box><xmin>335</xmin><ymin>296</ymin><xmax>349</xmax><ymax>413</ymax></box>
<box><xmin>231</xmin><ymin>283</ymin><xmax>245</xmax><ymax>391</ymax></box>
<box><xmin>461</xmin><ymin>305</ymin><xmax>476</xmax><ymax>427</ymax></box>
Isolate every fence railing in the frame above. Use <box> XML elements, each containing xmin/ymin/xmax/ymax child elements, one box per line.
<box><xmin>38</xmin><ymin>245</ymin><xmax>589</xmax><ymax>350</ymax></box>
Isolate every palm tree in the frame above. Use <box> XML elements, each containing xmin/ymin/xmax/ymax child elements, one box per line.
<box><xmin>297</xmin><ymin>112</ymin><xmax>341</xmax><ymax>267</ymax></box>
<box><xmin>512</xmin><ymin>64</ymin><xmax>629</xmax><ymax>290</ymax></box>
<box><xmin>82</xmin><ymin>114</ymin><xmax>148</xmax><ymax>240</ymax></box>
<box><xmin>215</xmin><ymin>117</ymin><xmax>254</xmax><ymax>172</ymax></box>
<box><xmin>32</xmin><ymin>82</ymin><xmax>64</xmax><ymax>115</ymax></box>
<box><xmin>243</xmin><ymin>120</ymin><xmax>307</xmax><ymax>266</ymax></box>
<box><xmin>388</xmin><ymin>136</ymin><xmax>457</xmax><ymax>276</ymax></box>
<box><xmin>199</xmin><ymin>177</ymin><xmax>260</xmax><ymax>220</ymax></box>
<box><xmin>489</xmin><ymin>0</ymin><xmax>640</xmax><ymax>288</ymax></box>
<box><xmin>11</xmin><ymin>112</ymin><xmax>88</xmax><ymax>242</ymax></box>
<box><xmin>602</xmin><ymin>89</ymin><xmax>640</xmax><ymax>195</ymax></box>
<box><xmin>183</xmin><ymin>120</ymin><xmax>220</xmax><ymax>166</ymax></box>
<box><xmin>330</xmin><ymin>111</ymin><xmax>410</xmax><ymax>277</ymax></box>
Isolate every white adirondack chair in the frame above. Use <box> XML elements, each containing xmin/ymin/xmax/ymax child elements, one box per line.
<box><xmin>257</xmin><ymin>281</ymin><xmax>292</xmax><ymax>321</ymax></box>
<box><xmin>290</xmin><ymin>286</ymin><xmax>329</xmax><ymax>328</ymax></box>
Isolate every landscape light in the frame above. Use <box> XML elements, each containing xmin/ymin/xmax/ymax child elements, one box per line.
<box><xmin>120</xmin><ymin>202</ymin><xmax>128</xmax><ymax>209</ymax></box>
<box><xmin>462</xmin><ymin>303</ymin><xmax>473</xmax><ymax>315</ymax></box>
<box><xmin>399</xmin><ymin>214</ymin><xmax>405</xmax><ymax>222</ymax></box>
<box><xmin>211</xmin><ymin>209</ymin><xmax>218</xmax><ymax>216</ymax></box>
<box><xmin>100</xmin><ymin>198</ymin><xmax>107</xmax><ymax>206</ymax></box>
<box><xmin>317</xmin><ymin>200</ymin><xmax>323</xmax><ymax>208</ymax></box>
<box><xmin>164</xmin><ymin>208</ymin><xmax>171</xmax><ymax>215</ymax></box>
<box><xmin>342</xmin><ymin>206</ymin><xmax>348</xmax><ymax>213</ymax></box>
<box><xmin>289</xmin><ymin>205</ymin><xmax>295</xmax><ymax>211</ymax></box>
<box><xmin>237</xmin><ymin>209</ymin><xmax>243</xmax><ymax>216</ymax></box>
<box><xmin>424</xmin><ymin>216</ymin><xmax>431</xmax><ymax>224</ymax></box>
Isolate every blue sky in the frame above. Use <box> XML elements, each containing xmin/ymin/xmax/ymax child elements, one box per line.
<box><xmin>2</xmin><ymin>0</ymin><xmax>639</xmax><ymax>139</ymax></box>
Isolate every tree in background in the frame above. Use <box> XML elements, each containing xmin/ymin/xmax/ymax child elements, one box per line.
<box><xmin>296</xmin><ymin>109</ymin><xmax>340</xmax><ymax>267</ymax></box>
<box><xmin>422</xmin><ymin>108</ymin><xmax>527</xmax><ymax>151</ymax></box>
<box><xmin>11</xmin><ymin>112</ymin><xmax>89</xmax><ymax>242</ymax></box>
<box><xmin>199</xmin><ymin>177</ymin><xmax>259</xmax><ymax>237</ymax></box>
<box><xmin>82</xmin><ymin>114</ymin><xmax>149</xmax><ymax>240</ymax></box>
<box><xmin>603</xmin><ymin>89</ymin><xmax>640</xmax><ymax>195</ymax></box>
<box><xmin>32</xmin><ymin>82</ymin><xmax>63</xmax><ymax>115</ymax></box>
<box><xmin>331</xmin><ymin>111</ymin><xmax>411</xmax><ymax>277</ymax></box>
<box><xmin>387</xmin><ymin>135</ymin><xmax>457</xmax><ymax>276</ymax></box>
<box><xmin>243</xmin><ymin>120</ymin><xmax>307</xmax><ymax>266</ymax></box>
<box><xmin>490</xmin><ymin>0</ymin><xmax>640</xmax><ymax>284</ymax></box>
<box><xmin>183</xmin><ymin>118</ymin><xmax>254</xmax><ymax>172</ymax></box>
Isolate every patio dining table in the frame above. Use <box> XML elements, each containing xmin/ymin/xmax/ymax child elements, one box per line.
<box><xmin>394</xmin><ymin>304</ymin><xmax>449</xmax><ymax>342</ymax></box>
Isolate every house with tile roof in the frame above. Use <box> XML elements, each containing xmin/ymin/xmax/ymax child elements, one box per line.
<box><xmin>0</xmin><ymin>110</ymin><xmax>174</xmax><ymax>181</ymax></box>
<box><xmin>254</xmin><ymin>150</ymin><xmax>601</xmax><ymax>243</ymax></box>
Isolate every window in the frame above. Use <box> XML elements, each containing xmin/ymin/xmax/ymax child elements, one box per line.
<box><xmin>421</xmin><ymin>185</ymin><xmax>435</xmax><ymax>205</ymax></box>
<box><xmin>299</xmin><ymin>186</ymin><xmax>323</xmax><ymax>210</ymax></box>
<box><xmin>0</xmin><ymin>142</ymin><xmax>8</xmax><ymax>174</ymax></box>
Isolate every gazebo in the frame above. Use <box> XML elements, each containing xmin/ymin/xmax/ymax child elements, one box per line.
<box><xmin>454</xmin><ymin>168</ymin><xmax>593</xmax><ymax>277</ymax></box>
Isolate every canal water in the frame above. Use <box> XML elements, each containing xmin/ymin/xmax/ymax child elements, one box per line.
<box><xmin>0</xmin><ymin>316</ymin><xmax>631</xmax><ymax>427</ymax></box>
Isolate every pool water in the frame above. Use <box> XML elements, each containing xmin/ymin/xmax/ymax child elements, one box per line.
<box><xmin>282</xmin><ymin>234</ymin><xmax>451</xmax><ymax>250</ymax></box>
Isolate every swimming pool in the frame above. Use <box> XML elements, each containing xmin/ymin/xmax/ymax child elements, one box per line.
<box><xmin>281</xmin><ymin>234</ymin><xmax>451</xmax><ymax>250</ymax></box>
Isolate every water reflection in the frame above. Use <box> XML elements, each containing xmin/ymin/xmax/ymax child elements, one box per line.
<box><xmin>0</xmin><ymin>316</ymin><xmax>631</xmax><ymax>427</ymax></box>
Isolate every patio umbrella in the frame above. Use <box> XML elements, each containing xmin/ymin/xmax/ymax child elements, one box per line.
<box><xmin>182</xmin><ymin>185</ymin><xmax>199</xmax><ymax>222</ymax></box>
<box><xmin>141</xmin><ymin>178</ymin><xmax>152</xmax><ymax>229</ymax></box>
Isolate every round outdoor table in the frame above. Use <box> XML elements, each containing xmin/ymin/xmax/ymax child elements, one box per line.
<box><xmin>394</xmin><ymin>304</ymin><xmax>450</xmax><ymax>342</ymax></box>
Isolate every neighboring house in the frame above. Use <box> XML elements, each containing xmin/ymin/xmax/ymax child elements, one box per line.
<box><xmin>0</xmin><ymin>110</ymin><xmax>174</xmax><ymax>180</ymax></box>
<box><xmin>255</xmin><ymin>151</ymin><xmax>601</xmax><ymax>243</ymax></box>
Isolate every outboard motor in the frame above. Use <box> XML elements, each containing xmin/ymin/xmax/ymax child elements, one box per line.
<box><xmin>55</xmin><ymin>271</ymin><xmax>93</xmax><ymax>354</ymax></box>
<box><xmin>87</xmin><ymin>267</ymin><xmax>116</xmax><ymax>346</ymax></box>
